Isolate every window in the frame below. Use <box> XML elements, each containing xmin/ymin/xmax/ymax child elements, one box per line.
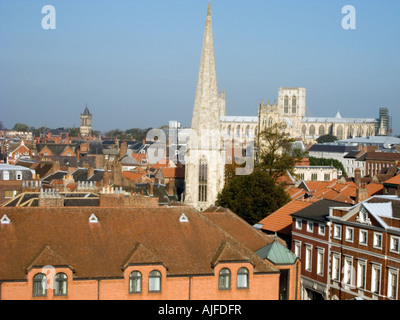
<box><xmin>318</xmin><ymin>224</ymin><xmax>325</xmax><ymax>236</ymax></box>
<box><xmin>317</xmin><ymin>249</ymin><xmax>324</xmax><ymax>276</ymax></box>
<box><xmin>16</xmin><ymin>171</ymin><xmax>23</xmax><ymax>180</ymax></box>
<box><xmin>324</xmin><ymin>173</ymin><xmax>330</xmax><ymax>181</ymax></box>
<box><xmin>218</xmin><ymin>268</ymin><xmax>231</xmax><ymax>290</ymax></box>
<box><xmin>311</xmin><ymin>173</ymin><xmax>318</xmax><ymax>181</ymax></box>
<box><xmin>307</xmin><ymin>221</ymin><xmax>314</xmax><ymax>233</ymax></box>
<box><xmin>390</xmin><ymin>236</ymin><xmax>400</xmax><ymax>253</ymax></box>
<box><xmin>3</xmin><ymin>171</ymin><xmax>10</xmax><ymax>180</ymax></box>
<box><xmin>294</xmin><ymin>241</ymin><xmax>301</xmax><ymax>258</ymax></box>
<box><xmin>284</xmin><ymin>96</ymin><xmax>289</xmax><ymax>113</ymax></box>
<box><xmin>305</xmin><ymin>245</ymin><xmax>312</xmax><ymax>272</ymax></box>
<box><xmin>319</xmin><ymin>125</ymin><xmax>325</xmax><ymax>136</ymax></box>
<box><xmin>345</xmin><ymin>227</ymin><xmax>354</xmax><ymax>242</ymax></box>
<box><xmin>54</xmin><ymin>273</ymin><xmax>68</xmax><ymax>296</ymax></box>
<box><xmin>373</xmin><ymin>233</ymin><xmax>383</xmax><ymax>249</ymax></box>
<box><xmin>332</xmin><ymin>254</ymin><xmax>341</xmax><ymax>281</ymax></box>
<box><xmin>333</xmin><ymin>225</ymin><xmax>342</xmax><ymax>239</ymax></box>
<box><xmin>371</xmin><ymin>264</ymin><xmax>381</xmax><ymax>295</ymax></box>
<box><xmin>357</xmin><ymin>260</ymin><xmax>367</xmax><ymax>290</ymax></box>
<box><xmin>309</xmin><ymin>125</ymin><xmax>315</xmax><ymax>136</ymax></box>
<box><xmin>237</xmin><ymin>267</ymin><xmax>249</xmax><ymax>289</ymax></box>
<box><xmin>388</xmin><ymin>268</ymin><xmax>398</xmax><ymax>300</ymax></box>
<box><xmin>4</xmin><ymin>190</ymin><xmax>17</xmax><ymax>199</ymax></box>
<box><xmin>32</xmin><ymin>273</ymin><xmax>47</xmax><ymax>297</ymax></box>
<box><xmin>343</xmin><ymin>257</ymin><xmax>353</xmax><ymax>287</ymax></box>
<box><xmin>359</xmin><ymin>230</ymin><xmax>368</xmax><ymax>246</ymax></box>
<box><xmin>198</xmin><ymin>158</ymin><xmax>208</xmax><ymax>203</ymax></box>
<box><xmin>148</xmin><ymin>270</ymin><xmax>161</xmax><ymax>292</ymax></box>
<box><xmin>129</xmin><ymin>271</ymin><xmax>142</xmax><ymax>294</ymax></box>
<box><xmin>295</xmin><ymin>219</ymin><xmax>302</xmax><ymax>230</ymax></box>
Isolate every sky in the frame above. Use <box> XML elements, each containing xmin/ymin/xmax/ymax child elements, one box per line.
<box><xmin>0</xmin><ymin>0</ymin><xmax>399</xmax><ymax>134</ymax></box>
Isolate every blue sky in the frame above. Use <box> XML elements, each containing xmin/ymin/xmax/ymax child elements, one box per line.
<box><xmin>0</xmin><ymin>0</ymin><xmax>399</xmax><ymax>134</ymax></box>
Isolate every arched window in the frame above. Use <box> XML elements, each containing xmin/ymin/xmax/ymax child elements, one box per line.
<box><xmin>284</xmin><ymin>96</ymin><xmax>289</xmax><ymax>113</ymax></box>
<box><xmin>301</xmin><ymin>125</ymin><xmax>307</xmax><ymax>137</ymax></box>
<box><xmin>292</xmin><ymin>96</ymin><xmax>297</xmax><ymax>113</ymax></box>
<box><xmin>32</xmin><ymin>273</ymin><xmax>47</xmax><ymax>297</ymax></box>
<box><xmin>149</xmin><ymin>270</ymin><xmax>161</xmax><ymax>292</ymax></box>
<box><xmin>198</xmin><ymin>158</ymin><xmax>208</xmax><ymax>203</ymax></box>
<box><xmin>236</xmin><ymin>126</ymin><xmax>241</xmax><ymax>137</ymax></box>
<box><xmin>237</xmin><ymin>267</ymin><xmax>249</xmax><ymax>289</ymax></box>
<box><xmin>129</xmin><ymin>271</ymin><xmax>142</xmax><ymax>294</ymax></box>
<box><xmin>54</xmin><ymin>273</ymin><xmax>68</xmax><ymax>296</ymax></box>
<box><xmin>227</xmin><ymin>125</ymin><xmax>231</xmax><ymax>137</ymax></box>
<box><xmin>309</xmin><ymin>125</ymin><xmax>315</xmax><ymax>136</ymax></box>
<box><xmin>245</xmin><ymin>125</ymin><xmax>250</xmax><ymax>137</ymax></box>
<box><xmin>218</xmin><ymin>268</ymin><xmax>231</xmax><ymax>290</ymax></box>
<box><xmin>319</xmin><ymin>125</ymin><xmax>325</xmax><ymax>136</ymax></box>
<box><xmin>268</xmin><ymin>118</ymin><xmax>273</xmax><ymax>127</ymax></box>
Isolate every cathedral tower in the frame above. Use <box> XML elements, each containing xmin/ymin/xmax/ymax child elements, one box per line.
<box><xmin>184</xmin><ymin>3</ymin><xmax>225</xmax><ymax>211</ymax></box>
<box><xmin>80</xmin><ymin>105</ymin><xmax>92</xmax><ymax>137</ymax></box>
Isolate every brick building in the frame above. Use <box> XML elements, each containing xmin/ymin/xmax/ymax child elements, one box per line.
<box><xmin>291</xmin><ymin>195</ymin><xmax>400</xmax><ymax>300</ymax></box>
<box><xmin>0</xmin><ymin>191</ymin><xmax>300</xmax><ymax>300</ymax></box>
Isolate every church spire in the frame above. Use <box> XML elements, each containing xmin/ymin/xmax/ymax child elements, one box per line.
<box><xmin>191</xmin><ymin>2</ymin><xmax>219</xmax><ymax>132</ymax></box>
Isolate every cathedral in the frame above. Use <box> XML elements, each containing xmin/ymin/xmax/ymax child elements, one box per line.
<box><xmin>184</xmin><ymin>3</ymin><xmax>388</xmax><ymax>211</ymax></box>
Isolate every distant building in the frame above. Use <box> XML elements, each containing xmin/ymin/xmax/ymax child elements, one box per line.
<box><xmin>80</xmin><ymin>105</ymin><xmax>92</xmax><ymax>137</ymax></box>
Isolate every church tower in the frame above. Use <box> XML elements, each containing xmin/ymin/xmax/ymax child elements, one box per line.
<box><xmin>80</xmin><ymin>105</ymin><xmax>92</xmax><ymax>137</ymax></box>
<box><xmin>184</xmin><ymin>3</ymin><xmax>225</xmax><ymax>211</ymax></box>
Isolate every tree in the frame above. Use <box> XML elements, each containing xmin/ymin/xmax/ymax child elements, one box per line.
<box><xmin>309</xmin><ymin>156</ymin><xmax>347</xmax><ymax>176</ymax></box>
<box><xmin>12</xmin><ymin>123</ymin><xmax>29</xmax><ymax>132</ymax></box>
<box><xmin>316</xmin><ymin>134</ymin><xmax>338</xmax><ymax>144</ymax></box>
<box><xmin>258</xmin><ymin>122</ymin><xmax>308</xmax><ymax>180</ymax></box>
<box><xmin>216</xmin><ymin>169</ymin><xmax>290</xmax><ymax>225</ymax></box>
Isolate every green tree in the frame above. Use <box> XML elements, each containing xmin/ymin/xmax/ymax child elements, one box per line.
<box><xmin>316</xmin><ymin>134</ymin><xmax>338</xmax><ymax>144</ymax></box>
<box><xmin>258</xmin><ymin>122</ymin><xmax>308</xmax><ymax>180</ymax></box>
<box><xmin>216</xmin><ymin>169</ymin><xmax>290</xmax><ymax>225</ymax></box>
<box><xmin>12</xmin><ymin>123</ymin><xmax>29</xmax><ymax>132</ymax></box>
<box><xmin>309</xmin><ymin>156</ymin><xmax>347</xmax><ymax>176</ymax></box>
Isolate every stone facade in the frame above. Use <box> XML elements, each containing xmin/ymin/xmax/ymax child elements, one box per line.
<box><xmin>184</xmin><ymin>3</ymin><xmax>225</xmax><ymax>211</ymax></box>
<box><xmin>80</xmin><ymin>106</ymin><xmax>92</xmax><ymax>137</ymax></box>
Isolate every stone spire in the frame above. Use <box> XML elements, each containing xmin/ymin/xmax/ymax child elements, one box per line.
<box><xmin>191</xmin><ymin>2</ymin><xmax>220</xmax><ymax>133</ymax></box>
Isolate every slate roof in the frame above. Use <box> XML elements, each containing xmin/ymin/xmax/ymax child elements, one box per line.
<box><xmin>308</xmin><ymin>144</ymin><xmax>359</xmax><ymax>153</ymax></box>
<box><xmin>291</xmin><ymin>199</ymin><xmax>353</xmax><ymax>222</ymax></box>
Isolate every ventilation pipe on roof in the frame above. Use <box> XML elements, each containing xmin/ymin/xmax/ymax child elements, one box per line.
<box><xmin>1</xmin><ymin>214</ymin><xmax>10</xmax><ymax>224</ymax></box>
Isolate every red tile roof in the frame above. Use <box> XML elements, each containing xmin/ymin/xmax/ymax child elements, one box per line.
<box><xmin>258</xmin><ymin>200</ymin><xmax>314</xmax><ymax>235</ymax></box>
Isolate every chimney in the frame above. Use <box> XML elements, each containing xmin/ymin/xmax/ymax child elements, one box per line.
<box><xmin>148</xmin><ymin>182</ymin><xmax>154</xmax><ymax>196</ymax></box>
<box><xmin>354</xmin><ymin>168</ymin><xmax>361</xmax><ymax>186</ymax></box>
<box><xmin>120</xmin><ymin>141</ymin><xmax>127</xmax><ymax>159</ymax></box>
<box><xmin>87</xmin><ymin>164</ymin><xmax>95</xmax><ymax>179</ymax></box>
<box><xmin>356</xmin><ymin>183</ymin><xmax>369</xmax><ymax>203</ymax></box>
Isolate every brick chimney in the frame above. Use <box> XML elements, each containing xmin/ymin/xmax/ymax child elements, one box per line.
<box><xmin>354</xmin><ymin>168</ymin><xmax>361</xmax><ymax>186</ymax></box>
<box><xmin>148</xmin><ymin>182</ymin><xmax>154</xmax><ymax>196</ymax></box>
<box><xmin>356</xmin><ymin>183</ymin><xmax>369</xmax><ymax>203</ymax></box>
<box><xmin>119</xmin><ymin>141</ymin><xmax>127</xmax><ymax>159</ymax></box>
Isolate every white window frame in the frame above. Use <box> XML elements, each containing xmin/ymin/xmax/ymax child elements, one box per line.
<box><xmin>373</xmin><ymin>232</ymin><xmax>383</xmax><ymax>250</ymax></box>
<box><xmin>390</xmin><ymin>236</ymin><xmax>400</xmax><ymax>254</ymax></box>
<box><xmin>387</xmin><ymin>268</ymin><xmax>399</xmax><ymax>300</ymax></box>
<box><xmin>316</xmin><ymin>248</ymin><xmax>324</xmax><ymax>276</ymax></box>
<box><xmin>305</xmin><ymin>244</ymin><xmax>312</xmax><ymax>272</ymax></box>
<box><xmin>307</xmin><ymin>221</ymin><xmax>314</xmax><ymax>233</ymax></box>
<box><xmin>333</xmin><ymin>224</ymin><xmax>342</xmax><ymax>240</ymax></box>
<box><xmin>343</xmin><ymin>256</ymin><xmax>354</xmax><ymax>288</ymax></box>
<box><xmin>295</xmin><ymin>218</ymin><xmax>302</xmax><ymax>230</ymax></box>
<box><xmin>359</xmin><ymin>229</ymin><xmax>368</xmax><ymax>246</ymax></box>
<box><xmin>332</xmin><ymin>253</ymin><xmax>341</xmax><ymax>282</ymax></box>
<box><xmin>357</xmin><ymin>259</ymin><xmax>367</xmax><ymax>290</ymax></box>
<box><xmin>318</xmin><ymin>223</ymin><xmax>325</xmax><ymax>236</ymax></box>
<box><xmin>294</xmin><ymin>240</ymin><xmax>301</xmax><ymax>258</ymax></box>
<box><xmin>345</xmin><ymin>226</ymin><xmax>354</xmax><ymax>243</ymax></box>
<box><xmin>371</xmin><ymin>263</ymin><xmax>381</xmax><ymax>296</ymax></box>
